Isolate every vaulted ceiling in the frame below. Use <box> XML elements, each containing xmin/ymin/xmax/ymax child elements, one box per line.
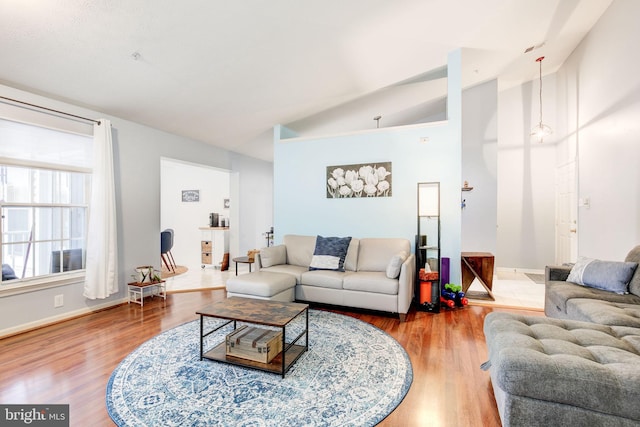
<box><xmin>0</xmin><ymin>1</ymin><xmax>611</xmax><ymax>161</ymax></box>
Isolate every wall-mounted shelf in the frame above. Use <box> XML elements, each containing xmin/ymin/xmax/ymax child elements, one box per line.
<box><xmin>461</xmin><ymin>186</ymin><xmax>474</xmax><ymax>192</ymax></box>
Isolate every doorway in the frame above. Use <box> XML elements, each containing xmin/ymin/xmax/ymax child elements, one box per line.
<box><xmin>555</xmin><ymin>160</ymin><xmax>578</xmax><ymax>265</ymax></box>
<box><xmin>160</xmin><ymin>158</ymin><xmax>231</xmax><ymax>273</ymax></box>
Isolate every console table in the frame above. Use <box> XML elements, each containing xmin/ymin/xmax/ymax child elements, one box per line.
<box><xmin>199</xmin><ymin>227</ymin><xmax>229</xmax><ymax>269</ymax></box>
<box><xmin>461</xmin><ymin>252</ymin><xmax>495</xmax><ymax>300</ymax></box>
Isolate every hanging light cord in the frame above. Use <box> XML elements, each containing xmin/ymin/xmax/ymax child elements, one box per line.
<box><xmin>536</xmin><ymin>56</ymin><xmax>544</xmax><ymax>127</ymax></box>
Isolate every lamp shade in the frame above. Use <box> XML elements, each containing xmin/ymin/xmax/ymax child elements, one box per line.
<box><xmin>418</xmin><ymin>184</ymin><xmax>439</xmax><ymax>216</ymax></box>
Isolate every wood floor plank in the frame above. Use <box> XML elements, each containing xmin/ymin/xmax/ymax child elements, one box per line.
<box><xmin>0</xmin><ymin>290</ymin><xmax>542</xmax><ymax>426</ymax></box>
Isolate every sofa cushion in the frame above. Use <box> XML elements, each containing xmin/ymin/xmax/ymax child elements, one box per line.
<box><xmin>225</xmin><ymin>271</ymin><xmax>296</xmax><ymax>297</ymax></box>
<box><xmin>283</xmin><ymin>235</ymin><xmax>316</xmax><ymax>267</ymax></box>
<box><xmin>343</xmin><ymin>272</ymin><xmax>399</xmax><ymax>295</ymax></box>
<box><xmin>386</xmin><ymin>251</ymin><xmax>408</xmax><ymax>279</ymax></box>
<box><xmin>545</xmin><ymin>280</ymin><xmax>640</xmax><ymax>319</ymax></box>
<box><xmin>567</xmin><ymin>256</ymin><xmax>638</xmax><ymax>294</ymax></box>
<box><xmin>309</xmin><ymin>236</ymin><xmax>352</xmax><ymax>272</ymax></box>
<box><xmin>260</xmin><ymin>264</ymin><xmax>308</xmax><ymax>284</ymax></box>
<box><xmin>566</xmin><ymin>299</ymin><xmax>640</xmax><ymax>328</ymax></box>
<box><xmin>300</xmin><ymin>270</ymin><xmax>348</xmax><ymax>290</ymax></box>
<box><xmin>357</xmin><ymin>238</ymin><xmax>411</xmax><ymax>272</ymax></box>
<box><xmin>625</xmin><ymin>245</ymin><xmax>640</xmax><ymax>297</ymax></box>
<box><xmin>259</xmin><ymin>244</ymin><xmax>286</xmax><ymax>268</ymax></box>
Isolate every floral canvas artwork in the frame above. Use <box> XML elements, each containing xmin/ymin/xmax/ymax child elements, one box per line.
<box><xmin>326</xmin><ymin>162</ymin><xmax>392</xmax><ymax>198</ymax></box>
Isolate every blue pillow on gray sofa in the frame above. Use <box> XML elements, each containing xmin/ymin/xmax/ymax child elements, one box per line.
<box><xmin>567</xmin><ymin>256</ymin><xmax>638</xmax><ymax>294</ymax></box>
<box><xmin>309</xmin><ymin>236</ymin><xmax>352</xmax><ymax>272</ymax></box>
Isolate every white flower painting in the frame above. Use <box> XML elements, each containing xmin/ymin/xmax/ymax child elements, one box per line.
<box><xmin>326</xmin><ymin>162</ymin><xmax>392</xmax><ymax>198</ymax></box>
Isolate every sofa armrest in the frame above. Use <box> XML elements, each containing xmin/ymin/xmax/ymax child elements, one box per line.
<box><xmin>545</xmin><ymin>265</ymin><xmax>572</xmax><ymax>283</ymax></box>
<box><xmin>397</xmin><ymin>253</ymin><xmax>416</xmax><ymax>317</ymax></box>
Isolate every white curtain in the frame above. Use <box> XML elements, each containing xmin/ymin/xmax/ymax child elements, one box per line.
<box><xmin>83</xmin><ymin>119</ymin><xmax>118</xmax><ymax>299</ymax></box>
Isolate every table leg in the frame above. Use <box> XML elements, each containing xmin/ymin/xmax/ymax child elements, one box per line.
<box><xmin>200</xmin><ymin>315</ymin><xmax>204</xmax><ymax>361</ymax></box>
<box><xmin>281</xmin><ymin>325</ymin><xmax>286</xmax><ymax>378</ymax></box>
<box><xmin>249</xmin><ymin>263</ymin><xmax>251</xmax><ymax>273</ymax></box>
<box><xmin>235</xmin><ymin>262</ymin><xmax>238</xmax><ymax>276</ymax></box>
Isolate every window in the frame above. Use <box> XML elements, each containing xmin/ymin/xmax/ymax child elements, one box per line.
<box><xmin>0</xmin><ymin>118</ymin><xmax>92</xmax><ymax>288</ymax></box>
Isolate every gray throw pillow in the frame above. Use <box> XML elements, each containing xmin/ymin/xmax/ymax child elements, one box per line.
<box><xmin>260</xmin><ymin>245</ymin><xmax>286</xmax><ymax>268</ymax></box>
<box><xmin>567</xmin><ymin>256</ymin><xmax>638</xmax><ymax>294</ymax></box>
<box><xmin>309</xmin><ymin>236</ymin><xmax>352</xmax><ymax>272</ymax></box>
<box><xmin>386</xmin><ymin>251</ymin><xmax>408</xmax><ymax>279</ymax></box>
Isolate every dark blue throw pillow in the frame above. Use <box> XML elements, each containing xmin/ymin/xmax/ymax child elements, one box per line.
<box><xmin>309</xmin><ymin>236</ymin><xmax>352</xmax><ymax>272</ymax></box>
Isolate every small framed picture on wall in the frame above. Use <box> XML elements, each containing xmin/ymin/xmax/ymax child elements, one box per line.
<box><xmin>182</xmin><ymin>190</ymin><xmax>200</xmax><ymax>202</ymax></box>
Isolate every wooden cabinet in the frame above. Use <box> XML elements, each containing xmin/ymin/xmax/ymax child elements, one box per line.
<box><xmin>199</xmin><ymin>227</ymin><xmax>229</xmax><ymax>269</ymax></box>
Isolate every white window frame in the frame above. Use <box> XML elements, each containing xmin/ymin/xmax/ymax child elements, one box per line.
<box><xmin>0</xmin><ymin>120</ymin><xmax>92</xmax><ymax>297</ymax></box>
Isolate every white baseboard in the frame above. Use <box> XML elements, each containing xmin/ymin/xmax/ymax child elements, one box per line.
<box><xmin>0</xmin><ymin>297</ymin><xmax>128</xmax><ymax>338</ymax></box>
<box><xmin>496</xmin><ymin>267</ymin><xmax>545</xmax><ymax>275</ymax></box>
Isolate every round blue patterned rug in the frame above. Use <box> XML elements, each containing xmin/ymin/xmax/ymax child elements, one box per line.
<box><xmin>106</xmin><ymin>309</ymin><xmax>412</xmax><ymax>426</ymax></box>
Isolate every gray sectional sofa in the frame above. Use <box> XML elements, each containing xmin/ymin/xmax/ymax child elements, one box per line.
<box><xmin>483</xmin><ymin>245</ymin><xmax>640</xmax><ymax>426</ymax></box>
<box><xmin>254</xmin><ymin>234</ymin><xmax>415</xmax><ymax>321</ymax></box>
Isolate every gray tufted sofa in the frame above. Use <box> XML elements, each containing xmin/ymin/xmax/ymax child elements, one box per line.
<box><xmin>483</xmin><ymin>246</ymin><xmax>640</xmax><ymax>426</ymax></box>
<box><xmin>483</xmin><ymin>312</ymin><xmax>640</xmax><ymax>426</ymax></box>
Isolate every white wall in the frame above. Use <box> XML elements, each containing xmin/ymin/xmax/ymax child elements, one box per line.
<box><xmin>493</xmin><ymin>0</ymin><xmax>640</xmax><ymax>270</ymax></box>
<box><xmin>461</xmin><ymin>79</ymin><xmax>498</xmax><ymax>254</ymax></box>
<box><xmin>497</xmin><ymin>74</ymin><xmax>558</xmax><ymax>270</ymax></box>
<box><xmin>555</xmin><ymin>0</ymin><xmax>640</xmax><ymax>260</ymax></box>
<box><xmin>231</xmin><ymin>153</ymin><xmax>274</xmax><ymax>253</ymax></box>
<box><xmin>0</xmin><ymin>83</ymin><xmax>273</xmax><ymax>335</ymax></box>
<box><xmin>160</xmin><ymin>158</ymin><xmax>230</xmax><ymax>271</ymax></box>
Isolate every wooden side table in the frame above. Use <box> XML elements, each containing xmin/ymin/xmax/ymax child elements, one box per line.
<box><xmin>232</xmin><ymin>256</ymin><xmax>254</xmax><ymax>275</ymax></box>
<box><xmin>127</xmin><ymin>281</ymin><xmax>166</xmax><ymax>307</ymax></box>
<box><xmin>461</xmin><ymin>252</ymin><xmax>495</xmax><ymax>300</ymax></box>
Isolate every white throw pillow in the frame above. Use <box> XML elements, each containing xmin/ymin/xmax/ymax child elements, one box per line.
<box><xmin>260</xmin><ymin>245</ymin><xmax>287</xmax><ymax>268</ymax></box>
<box><xmin>386</xmin><ymin>251</ymin><xmax>408</xmax><ymax>279</ymax></box>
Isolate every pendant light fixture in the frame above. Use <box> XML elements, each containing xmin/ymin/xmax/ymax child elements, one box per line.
<box><xmin>531</xmin><ymin>56</ymin><xmax>552</xmax><ymax>142</ymax></box>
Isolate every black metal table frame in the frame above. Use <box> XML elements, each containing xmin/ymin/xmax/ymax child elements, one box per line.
<box><xmin>199</xmin><ymin>307</ymin><xmax>309</xmax><ymax>378</ymax></box>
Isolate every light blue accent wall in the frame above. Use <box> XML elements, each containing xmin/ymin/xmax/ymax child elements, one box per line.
<box><xmin>273</xmin><ymin>50</ymin><xmax>462</xmax><ymax>284</ymax></box>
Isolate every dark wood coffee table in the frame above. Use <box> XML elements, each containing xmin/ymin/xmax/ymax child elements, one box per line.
<box><xmin>196</xmin><ymin>297</ymin><xmax>309</xmax><ymax>378</ymax></box>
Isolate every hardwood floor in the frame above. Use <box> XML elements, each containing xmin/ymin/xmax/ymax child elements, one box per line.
<box><xmin>0</xmin><ymin>290</ymin><xmax>542</xmax><ymax>426</ymax></box>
